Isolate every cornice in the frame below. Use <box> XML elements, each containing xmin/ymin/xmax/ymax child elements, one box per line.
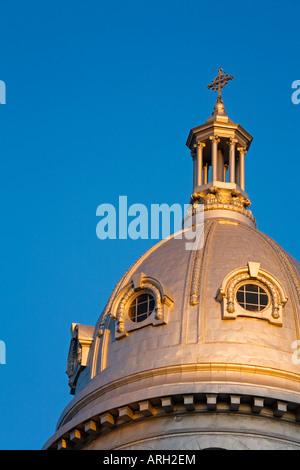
<box><xmin>49</xmin><ymin>361</ymin><xmax>300</xmax><ymax>447</ymax></box>
<box><xmin>43</xmin><ymin>367</ymin><xmax>300</xmax><ymax>449</ymax></box>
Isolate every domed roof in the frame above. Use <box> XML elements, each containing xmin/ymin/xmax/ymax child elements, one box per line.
<box><xmin>43</xmin><ymin>73</ymin><xmax>300</xmax><ymax>450</ymax></box>
<box><xmin>44</xmin><ymin>215</ymin><xmax>300</xmax><ymax>447</ymax></box>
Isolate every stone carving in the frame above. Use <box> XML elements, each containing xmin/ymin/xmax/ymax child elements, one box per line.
<box><xmin>109</xmin><ymin>273</ymin><xmax>174</xmax><ymax>339</ymax></box>
<box><xmin>116</xmin><ymin>287</ymin><xmax>135</xmax><ymax>334</ymax></box>
<box><xmin>190</xmin><ymin>187</ymin><xmax>256</xmax><ymax>226</ymax></box>
<box><xmin>66</xmin><ymin>337</ymin><xmax>79</xmax><ymax>390</ymax></box>
<box><xmin>66</xmin><ymin>323</ymin><xmax>94</xmax><ymax>394</ymax></box>
<box><xmin>143</xmin><ymin>282</ymin><xmax>163</xmax><ymax>320</ymax></box>
<box><xmin>217</xmin><ymin>262</ymin><xmax>288</xmax><ymax>326</ymax></box>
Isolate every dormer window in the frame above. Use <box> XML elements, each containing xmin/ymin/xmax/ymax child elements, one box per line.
<box><xmin>129</xmin><ymin>293</ymin><xmax>155</xmax><ymax>322</ymax></box>
<box><xmin>109</xmin><ymin>272</ymin><xmax>174</xmax><ymax>339</ymax></box>
<box><xmin>236</xmin><ymin>283</ymin><xmax>269</xmax><ymax>312</ymax></box>
<box><xmin>217</xmin><ymin>262</ymin><xmax>288</xmax><ymax>326</ymax></box>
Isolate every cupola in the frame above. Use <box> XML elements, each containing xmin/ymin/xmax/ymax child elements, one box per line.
<box><xmin>186</xmin><ymin>69</ymin><xmax>256</xmax><ymax>227</ymax></box>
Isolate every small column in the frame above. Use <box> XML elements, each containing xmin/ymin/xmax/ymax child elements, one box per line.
<box><xmin>203</xmin><ymin>163</ymin><xmax>208</xmax><ymax>184</ymax></box>
<box><xmin>209</xmin><ymin>136</ymin><xmax>220</xmax><ymax>182</ymax></box>
<box><xmin>237</xmin><ymin>146</ymin><xmax>247</xmax><ymax>191</ymax></box>
<box><xmin>217</xmin><ymin>149</ymin><xmax>223</xmax><ymax>181</ymax></box>
<box><xmin>192</xmin><ymin>151</ymin><xmax>197</xmax><ymax>191</ymax></box>
<box><xmin>228</xmin><ymin>138</ymin><xmax>237</xmax><ymax>183</ymax></box>
<box><xmin>195</xmin><ymin>141</ymin><xmax>206</xmax><ymax>187</ymax></box>
<box><xmin>235</xmin><ymin>157</ymin><xmax>240</xmax><ymax>186</ymax></box>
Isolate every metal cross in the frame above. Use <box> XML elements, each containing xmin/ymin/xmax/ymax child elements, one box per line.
<box><xmin>207</xmin><ymin>68</ymin><xmax>233</xmax><ymax>102</ymax></box>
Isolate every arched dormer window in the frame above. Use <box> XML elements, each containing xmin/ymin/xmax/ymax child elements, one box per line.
<box><xmin>217</xmin><ymin>262</ymin><xmax>288</xmax><ymax>326</ymax></box>
<box><xmin>128</xmin><ymin>292</ymin><xmax>155</xmax><ymax>322</ymax></box>
<box><xmin>236</xmin><ymin>283</ymin><xmax>269</xmax><ymax>312</ymax></box>
<box><xmin>109</xmin><ymin>272</ymin><xmax>174</xmax><ymax>339</ymax></box>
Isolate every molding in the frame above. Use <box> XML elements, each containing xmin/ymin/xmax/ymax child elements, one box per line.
<box><xmin>56</xmin><ymin>362</ymin><xmax>300</xmax><ymax>432</ymax></box>
<box><xmin>46</xmin><ymin>387</ymin><xmax>300</xmax><ymax>450</ymax></box>
<box><xmin>189</xmin><ymin>220</ymin><xmax>216</xmax><ymax>306</ymax></box>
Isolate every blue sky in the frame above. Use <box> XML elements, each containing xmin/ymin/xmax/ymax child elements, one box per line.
<box><xmin>0</xmin><ymin>0</ymin><xmax>299</xmax><ymax>449</ymax></box>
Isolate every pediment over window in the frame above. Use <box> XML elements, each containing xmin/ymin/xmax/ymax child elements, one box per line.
<box><xmin>217</xmin><ymin>262</ymin><xmax>288</xmax><ymax>326</ymax></box>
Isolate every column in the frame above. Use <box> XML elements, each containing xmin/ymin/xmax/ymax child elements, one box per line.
<box><xmin>195</xmin><ymin>141</ymin><xmax>206</xmax><ymax>187</ymax></box>
<box><xmin>192</xmin><ymin>151</ymin><xmax>197</xmax><ymax>191</ymax></box>
<box><xmin>217</xmin><ymin>149</ymin><xmax>223</xmax><ymax>181</ymax></box>
<box><xmin>203</xmin><ymin>163</ymin><xmax>208</xmax><ymax>184</ymax></box>
<box><xmin>228</xmin><ymin>138</ymin><xmax>237</xmax><ymax>183</ymax></box>
<box><xmin>235</xmin><ymin>157</ymin><xmax>240</xmax><ymax>186</ymax></box>
<box><xmin>209</xmin><ymin>136</ymin><xmax>220</xmax><ymax>182</ymax></box>
<box><xmin>237</xmin><ymin>146</ymin><xmax>247</xmax><ymax>191</ymax></box>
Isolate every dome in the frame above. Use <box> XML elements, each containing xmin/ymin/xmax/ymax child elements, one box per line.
<box><xmin>43</xmin><ymin>71</ymin><xmax>300</xmax><ymax>451</ymax></box>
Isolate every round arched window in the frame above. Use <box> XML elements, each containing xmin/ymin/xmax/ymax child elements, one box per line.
<box><xmin>236</xmin><ymin>284</ymin><xmax>269</xmax><ymax>312</ymax></box>
<box><xmin>129</xmin><ymin>293</ymin><xmax>155</xmax><ymax>322</ymax></box>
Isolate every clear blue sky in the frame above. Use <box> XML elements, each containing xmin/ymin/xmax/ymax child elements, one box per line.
<box><xmin>0</xmin><ymin>0</ymin><xmax>299</xmax><ymax>450</ymax></box>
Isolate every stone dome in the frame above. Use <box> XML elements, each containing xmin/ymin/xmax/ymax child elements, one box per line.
<box><xmin>44</xmin><ymin>216</ymin><xmax>300</xmax><ymax>450</ymax></box>
<box><xmin>43</xmin><ymin>74</ymin><xmax>300</xmax><ymax>450</ymax></box>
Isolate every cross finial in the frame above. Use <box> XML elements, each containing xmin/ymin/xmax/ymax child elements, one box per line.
<box><xmin>207</xmin><ymin>68</ymin><xmax>233</xmax><ymax>103</ymax></box>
